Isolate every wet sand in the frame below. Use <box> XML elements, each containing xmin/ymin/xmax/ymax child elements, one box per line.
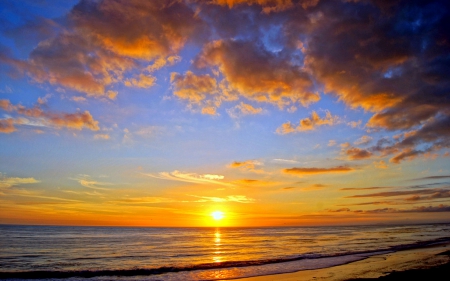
<box><xmin>231</xmin><ymin>243</ymin><xmax>450</xmax><ymax>281</ymax></box>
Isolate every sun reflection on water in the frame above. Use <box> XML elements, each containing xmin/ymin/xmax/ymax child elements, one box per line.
<box><xmin>213</xmin><ymin>228</ymin><xmax>222</xmax><ymax>263</ymax></box>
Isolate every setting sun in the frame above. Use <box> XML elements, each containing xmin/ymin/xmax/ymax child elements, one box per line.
<box><xmin>211</xmin><ymin>211</ymin><xmax>224</xmax><ymax>221</ymax></box>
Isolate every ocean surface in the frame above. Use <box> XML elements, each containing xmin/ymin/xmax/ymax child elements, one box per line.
<box><xmin>1</xmin><ymin>223</ymin><xmax>449</xmax><ymax>280</ymax></box>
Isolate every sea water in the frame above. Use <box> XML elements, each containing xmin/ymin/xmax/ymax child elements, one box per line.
<box><xmin>1</xmin><ymin>223</ymin><xmax>449</xmax><ymax>280</ymax></box>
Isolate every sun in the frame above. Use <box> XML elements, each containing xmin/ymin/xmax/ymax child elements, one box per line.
<box><xmin>211</xmin><ymin>211</ymin><xmax>224</xmax><ymax>221</ymax></box>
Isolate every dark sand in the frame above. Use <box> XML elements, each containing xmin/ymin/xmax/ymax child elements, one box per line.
<box><xmin>232</xmin><ymin>243</ymin><xmax>450</xmax><ymax>281</ymax></box>
<box><xmin>347</xmin><ymin>250</ymin><xmax>450</xmax><ymax>281</ymax></box>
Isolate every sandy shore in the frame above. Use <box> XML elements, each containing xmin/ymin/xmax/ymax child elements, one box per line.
<box><xmin>231</xmin><ymin>243</ymin><xmax>450</xmax><ymax>281</ymax></box>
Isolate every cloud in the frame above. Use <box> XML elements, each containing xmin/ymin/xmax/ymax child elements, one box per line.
<box><xmin>209</xmin><ymin>0</ymin><xmax>298</xmax><ymax>13</ymax></box>
<box><xmin>329</xmin><ymin>204</ymin><xmax>450</xmax><ymax>214</ymax></box>
<box><xmin>346</xmin><ymin>188</ymin><xmax>450</xmax><ymax>199</ymax></box>
<box><xmin>190</xmin><ymin>195</ymin><xmax>255</xmax><ymax>203</ymax></box>
<box><xmin>124</xmin><ymin>74</ymin><xmax>156</xmax><ymax>88</ymax></box>
<box><xmin>171</xmin><ymin>71</ymin><xmax>220</xmax><ymax>114</ymax></box>
<box><xmin>293</xmin><ymin>0</ymin><xmax>450</xmax><ymax>162</ymax></box>
<box><xmin>146</xmin><ymin>170</ymin><xmax>232</xmax><ymax>187</ymax></box>
<box><xmin>195</xmin><ymin>39</ymin><xmax>319</xmax><ymax>109</ymax></box>
<box><xmin>0</xmin><ymin>100</ymin><xmax>100</xmax><ymax>132</ymax></box>
<box><xmin>72</xmin><ymin>175</ymin><xmax>111</xmax><ymax>190</ymax></box>
<box><xmin>18</xmin><ymin>108</ymin><xmax>99</xmax><ymax>131</ymax></box>
<box><xmin>227</xmin><ymin>102</ymin><xmax>263</xmax><ymax>118</ymax></box>
<box><xmin>347</xmin><ymin>120</ymin><xmax>362</xmax><ymax>129</ymax></box>
<box><xmin>229</xmin><ymin>160</ymin><xmax>264</xmax><ymax>172</ymax></box>
<box><xmin>373</xmin><ymin>160</ymin><xmax>388</xmax><ymax>169</ymax></box>
<box><xmin>276</xmin><ymin>110</ymin><xmax>338</xmax><ymax>134</ymax></box>
<box><xmin>237</xmin><ymin>179</ymin><xmax>260</xmax><ymax>184</ymax></box>
<box><xmin>412</xmin><ymin>175</ymin><xmax>450</xmax><ymax>181</ymax></box>
<box><xmin>272</xmin><ymin>158</ymin><xmax>299</xmax><ymax>163</ymax></box>
<box><xmin>0</xmin><ymin>118</ymin><xmax>16</xmax><ymax>133</ymax></box>
<box><xmin>0</xmin><ymin>99</ymin><xmax>15</xmax><ymax>111</ymax></box>
<box><xmin>340</xmin><ymin>186</ymin><xmax>391</xmax><ymax>191</ymax></box>
<box><xmin>302</xmin><ymin>183</ymin><xmax>327</xmax><ymax>191</ymax></box>
<box><xmin>404</xmin><ymin>190</ymin><xmax>450</xmax><ymax>202</ymax></box>
<box><xmin>0</xmin><ymin>173</ymin><xmax>40</xmax><ymax>189</ymax></box>
<box><xmin>354</xmin><ymin>135</ymin><xmax>373</xmax><ymax>145</ymax></box>
<box><xmin>342</xmin><ymin>201</ymin><xmax>393</xmax><ymax>206</ymax></box>
<box><xmin>345</xmin><ymin>147</ymin><xmax>372</xmax><ymax>160</ymax></box>
<box><xmin>109</xmin><ymin>197</ymin><xmax>178</xmax><ymax>204</ymax></box>
<box><xmin>284</xmin><ymin>166</ymin><xmax>353</xmax><ymax>175</ymax></box>
<box><xmin>71</xmin><ymin>96</ymin><xmax>87</xmax><ymax>103</ymax></box>
<box><xmin>94</xmin><ymin>134</ymin><xmax>110</xmax><ymax>140</ymax></box>
<box><xmin>328</xmin><ymin>140</ymin><xmax>337</xmax><ymax>147</ymax></box>
<box><xmin>3</xmin><ymin>0</ymin><xmax>206</xmax><ymax>98</ymax></box>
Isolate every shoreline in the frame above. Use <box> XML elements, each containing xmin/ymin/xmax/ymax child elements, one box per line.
<box><xmin>230</xmin><ymin>242</ymin><xmax>450</xmax><ymax>281</ymax></box>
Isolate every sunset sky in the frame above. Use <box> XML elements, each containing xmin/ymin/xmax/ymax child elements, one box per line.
<box><xmin>1</xmin><ymin>0</ymin><xmax>449</xmax><ymax>227</ymax></box>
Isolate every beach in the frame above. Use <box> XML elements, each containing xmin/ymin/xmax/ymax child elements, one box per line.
<box><xmin>233</xmin><ymin>243</ymin><xmax>450</xmax><ymax>281</ymax></box>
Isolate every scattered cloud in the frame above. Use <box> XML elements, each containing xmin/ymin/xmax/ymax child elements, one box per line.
<box><xmin>125</xmin><ymin>74</ymin><xmax>156</xmax><ymax>88</ymax></box>
<box><xmin>340</xmin><ymin>186</ymin><xmax>392</xmax><ymax>191</ymax></box>
<box><xmin>354</xmin><ymin>135</ymin><xmax>373</xmax><ymax>145</ymax></box>
<box><xmin>276</xmin><ymin>110</ymin><xmax>338</xmax><ymax>134</ymax></box>
<box><xmin>229</xmin><ymin>160</ymin><xmax>264</xmax><ymax>173</ymax></box>
<box><xmin>347</xmin><ymin>120</ymin><xmax>362</xmax><ymax>129</ymax></box>
<box><xmin>94</xmin><ymin>134</ymin><xmax>110</xmax><ymax>140</ymax></box>
<box><xmin>171</xmin><ymin>71</ymin><xmax>220</xmax><ymax>114</ymax></box>
<box><xmin>346</xmin><ymin>188</ymin><xmax>450</xmax><ymax>199</ymax></box>
<box><xmin>328</xmin><ymin>140</ymin><xmax>337</xmax><ymax>147</ymax></box>
<box><xmin>227</xmin><ymin>102</ymin><xmax>263</xmax><ymax>118</ymax></box>
<box><xmin>345</xmin><ymin>147</ymin><xmax>372</xmax><ymax>160</ymax></box>
<box><xmin>0</xmin><ymin>99</ymin><xmax>99</xmax><ymax>132</ymax></box>
<box><xmin>373</xmin><ymin>160</ymin><xmax>388</xmax><ymax>169</ymax></box>
<box><xmin>0</xmin><ymin>173</ymin><xmax>40</xmax><ymax>190</ymax></box>
<box><xmin>410</xmin><ymin>175</ymin><xmax>450</xmax><ymax>181</ymax></box>
<box><xmin>145</xmin><ymin>170</ymin><xmax>232</xmax><ymax>187</ymax></box>
<box><xmin>328</xmin><ymin>205</ymin><xmax>450</xmax><ymax>214</ymax></box>
<box><xmin>195</xmin><ymin>39</ymin><xmax>319</xmax><ymax>109</ymax></box>
<box><xmin>3</xmin><ymin>0</ymin><xmax>206</xmax><ymax>98</ymax></box>
<box><xmin>272</xmin><ymin>158</ymin><xmax>299</xmax><ymax>164</ymax></box>
<box><xmin>302</xmin><ymin>183</ymin><xmax>327</xmax><ymax>191</ymax></box>
<box><xmin>0</xmin><ymin>118</ymin><xmax>16</xmax><ymax>133</ymax></box>
<box><xmin>71</xmin><ymin>175</ymin><xmax>111</xmax><ymax>190</ymax></box>
<box><xmin>190</xmin><ymin>195</ymin><xmax>255</xmax><ymax>203</ymax></box>
<box><xmin>284</xmin><ymin>166</ymin><xmax>353</xmax><ymax>175</ymax></box>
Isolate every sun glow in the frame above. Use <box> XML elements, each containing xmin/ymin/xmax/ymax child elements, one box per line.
<box><xmin>211</xmin><ymin>211</ymin><xmax>224</xmax><ymax>221</ymax></box>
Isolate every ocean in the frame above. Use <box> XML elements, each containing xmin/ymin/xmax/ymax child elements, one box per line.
<box><xmin>1</xmin><ymin>223</ymin><xmax>449</xmax><ymax>280</ymax></box>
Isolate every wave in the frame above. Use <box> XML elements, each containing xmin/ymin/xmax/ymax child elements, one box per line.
<box><xmin>1</xmin><ymin>236</ymin><xmax>449</xmax><ymax>280</ymax></box>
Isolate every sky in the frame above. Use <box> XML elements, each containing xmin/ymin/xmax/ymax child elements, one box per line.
<box><xmin>0</xmin><ymin>0</ymin><xmax>449</xmax><ymax>227</ymax></box>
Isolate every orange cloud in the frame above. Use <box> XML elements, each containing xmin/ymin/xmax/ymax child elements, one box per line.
<box><xmin>346</xmin><ymin>188</ymin><xmax>448</xmax><ymax>198</ymax></box>
<box><xmin>0</xmin><ymin>99</ymin><xmax>15</xmax><ymax>111</ymax></box>
<box><xmin>373</xmin><ymin>160</ymin><xmax>388</xmax><ymax>169</ymax></box>
<box><xmin>0</xmin><ymin>118</ymin><xmax>16</xmax><ymax>134</ymax></box>
<box><xmin>17</xmin><ymin>108</ymin><xmax>99</xmax><ymax>131</ymax></box>
<box><xmin>345</xmin><ymin>147</ymin><xmax>372</xmax><ymax>160</ymax></box>
<box><xmin>354</xmin><ymin>135</ymin><xmax>373</xmax><ymax>145</ymax></box>
<box><xmin>1</xmin><ymin>100</ymin><xmax>99</xmax><ymax>132</ymax></box>
<box><xmin>229</xmin><ymin>160</ymin><xmax>264</xmax><ymax>173</ymax></box>
<box><xmin>171</xmin><ymin>71</ymin><xmax>223</xmax><ymax>114</ymax></box>
<box><xmin>196</xmin><ymin>39</ymin><xmax>319</xmax><ymax>109</ymax></box>
<box><xmin>124</xmin><ymin>74</ymin><xmax>156</xmax><ymax>88</ymax></box>
<box><xmin>171</xmin><ymin>71</ymin><xmax>218</xmax><ymax>103</ymax></box>
<box><xmin>284</xmin><ymin>166</ymin><xmax>353</xmax><ymax>175</ymax></box>
<box><xmin>276</xmin><ymin>110</ymin><xmax>338</xmax><ymax>134</ymax></box>
<box><xmin>94</xmin><ymin>134</ymin><xmax>110</xmax><ymax>140</ymax></box>
<box><xmin>227</xmin><ymin>102</ymin><xmax>263</xmax><ymax>118</ymax></box>
<box><xmin>4</xmin><ymin>0</ymin><xmax>206</xmax><ymax>98</ymax></box>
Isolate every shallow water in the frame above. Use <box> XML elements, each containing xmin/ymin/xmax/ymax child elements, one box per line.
<box><xmin>1</xmin><ymin>223</ymin><xmax>449</xmax><ymax>280</ymax></box>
